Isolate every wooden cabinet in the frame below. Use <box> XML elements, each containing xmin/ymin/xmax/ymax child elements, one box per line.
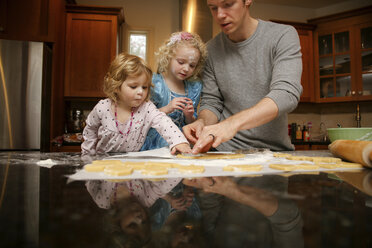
<box><xmin>0</xmin><ymin>0</ymin><xmax>67</xmax><ymax>42</ymax></box>
<box><xmin>64</xmin><ymin>5</ymin><xmax>124</xmax><ymax>97</ymax></box>
<box><xmin>50</xmin><ymin>5</ymin><xmax>124</xmax><ymax>152</ymax></box>
<box><xmin>272</xmin><ymin>20</ymin><xmax>316</xmax><ymax>102</ymax></box>
<box><xmin>309</xmin><ymin>6</ymin><xmax>372</xmax><ymax>103</ymax></box>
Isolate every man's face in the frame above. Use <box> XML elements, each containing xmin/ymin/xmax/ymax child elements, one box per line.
<box><xmin>207</xmin><ymin>0</ymin><xmax>250</xmax><ymax>40</ymax></box>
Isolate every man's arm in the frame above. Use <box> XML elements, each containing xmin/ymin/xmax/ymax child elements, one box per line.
<box><xmin>183</xmin><ymin>177</ymin><xmax>278</xmax><ymax>217</ymax></box>
<box><xmin>197</xmin><ymin>109</ymin><xmax>219</xmax><ymax>126</ymax></box>
<box><xmin>192</xmin><ymin>97</ymin><xmax>278</xmax><ymax>153</ymax></box>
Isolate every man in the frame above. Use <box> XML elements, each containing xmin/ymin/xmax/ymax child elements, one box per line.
<box><xmin>183</xmin><ymin>0</ymin><xmax>303</xmax><ymax>153</ymax></box>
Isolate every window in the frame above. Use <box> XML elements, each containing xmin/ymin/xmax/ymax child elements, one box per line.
<box><xmin>128</xmin><ymin>31</ymin><xmax>148</xmax><ymax>61</ymax></box>
<box><xmin>125</xmin><ymin>27</ymin><xmax>154</xmax><ymax>68</ymax></box>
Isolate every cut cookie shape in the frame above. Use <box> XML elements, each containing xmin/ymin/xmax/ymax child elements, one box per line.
<box><xmin>92</xmin><ymin>160</ymin><xmax>124</xmax><ymax>165</ymax></box>
<box><xmin>141</xmin><ymin>166</ymin><xmax>169</xmax><ymax>176</ymax></box>
<box><xmin>177</xmin><ymin>153</ymin><xmax>245</xmax><ymax>160</ymax></box>
<box><xmin>336</xmin><ymin>162</ymin><xmax>363</xmax><ymax>168</ymax></box>
<box><xmin>178</xmin><ymin>165</ymin><xmax>205</xmax><ymax>174</ymax></box>
<box><xmin>104</xmin><ymin>164</ymin><xmax>133</xmax><ymax>176</ymax></box>
<box><xmin>311</xmin><ymin>157</ymin><xmax>342</xmax><ymax>163</ymax></box>
<box><xmin>269</xmin><ymin>164</ymin><xmax>298</xmax><ymax>171</ymax></box>
<box><xmin>84</xmin><ymin>163</ymin><xmax>106</xmax><ymax>172</ymax></box>
<box><xmin>223</xmin><ymin>164</ymin><xmax>263</xmax><ymax>172</ymax></box>
<box><xmin>273</xmin><ymin>153</ymin><xmax>292</xmax><ymax>159</ymax></box>
<box><xmin>288</xmin><ymin>156</ymin><xmax>313</xmax><ymax>161</ymax></box>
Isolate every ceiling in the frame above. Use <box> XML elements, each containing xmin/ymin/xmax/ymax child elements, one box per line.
<box><xmin>254</xmin><ymin>0</ymin><xmax>349</xmax><ymax>9</ymax></box>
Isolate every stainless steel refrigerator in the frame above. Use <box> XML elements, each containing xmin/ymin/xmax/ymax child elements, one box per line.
<box><xmin>0</xmin><ymin>39</ymin><xmax>52</xmax><ymax>151</ymax></box>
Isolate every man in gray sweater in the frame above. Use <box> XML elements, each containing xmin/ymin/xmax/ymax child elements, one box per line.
<box><xmin>183</xmin><ymin>0</ymin><xmax>303</xmax><ymax>152</ymax></box>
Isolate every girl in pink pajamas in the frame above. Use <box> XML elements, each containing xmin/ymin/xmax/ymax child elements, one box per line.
<box><xmin>81</xmin><ymin>53</ymin><xmax>191</xmax><ymax>155</ymax></box>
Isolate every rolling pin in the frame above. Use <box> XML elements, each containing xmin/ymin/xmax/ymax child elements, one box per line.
<box><xmin>328</xmin><ymin>140</ymin><xmax>372</xmax><ymax>168</ymax></box>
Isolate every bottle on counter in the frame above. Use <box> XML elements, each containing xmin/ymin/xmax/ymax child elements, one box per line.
<box><xmin>296</xmin><ymin>125</ymin><xmax>302</xmax><ymax>141</ymax></box>
<box><xmin>291</xmin><ymin>123</ymin><xmax>297</xmax><ymax>142</ymax></box>
<box><xmin>307</xmin><ymin>121</ymin><xmax>312</xmax><ymax>140</ymax></box>
<box><xmin>302</xmin><ymin>125</ymin><xmax>310</xmax><ymax>141</ymax></box>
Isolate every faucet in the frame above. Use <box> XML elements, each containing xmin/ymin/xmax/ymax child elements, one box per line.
<box><xmin>319</xmin><ymin>122</ymin><xmax>328</xmax><ymax>142</ymax></box>
<box><xmin>355</xmin><ymin>104</ymin><xmax>361</xmax><ymax>128</ymax></box>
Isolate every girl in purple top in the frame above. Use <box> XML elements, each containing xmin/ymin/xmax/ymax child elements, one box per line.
<box><xmin>81</xmin><ymin>53</ymin><xmax>191</xmax><ymax>155</ymax></box>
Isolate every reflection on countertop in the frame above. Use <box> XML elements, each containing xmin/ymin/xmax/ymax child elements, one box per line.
<box><xmin>0</xmin><ymin>151</ymin><xmax>372</xmax><ymax>247</ymax></box>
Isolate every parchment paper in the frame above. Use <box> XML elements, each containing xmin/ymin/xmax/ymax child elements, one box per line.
<box><xmin>69</xmin><ymin>148</ymin><xmax>364</xmax><ymax>180</ymax></box>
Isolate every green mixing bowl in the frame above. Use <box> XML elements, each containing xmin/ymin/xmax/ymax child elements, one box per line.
<box><xmin>327</xmin><ymin>128</ymin><xmax>372</xmax><ymax>142</ymax></box>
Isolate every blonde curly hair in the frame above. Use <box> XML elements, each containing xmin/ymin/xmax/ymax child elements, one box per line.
<box><xmin>156</xmin><ymin>32</ymin><xmax>207</xmax><ymax>81</ymax></box>
<box><xmin>103</xmin><ymin>53</ymin><xmax>153</xmax><ymax>103</ymax></box>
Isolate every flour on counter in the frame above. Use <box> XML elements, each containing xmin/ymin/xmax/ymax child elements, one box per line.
<box><xmin>37</xmin><ymin>159</ymin><xmax>58</xmax><ymax>168</ymax></box>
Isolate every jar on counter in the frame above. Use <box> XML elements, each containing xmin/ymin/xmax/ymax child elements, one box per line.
<box><xmin>66</xmin><ymin>109</ymin><xmax>85</xmax><ymax>133</ymax></box>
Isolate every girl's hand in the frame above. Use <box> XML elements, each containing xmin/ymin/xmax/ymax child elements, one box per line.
<box><xmin>168</xmin><ymin>187</ymin><xmax>194</xmax><ymax>210</ymax></box>
<box><xmin>169</xmin><ymin>196</ymin><xmax>189</xmax><ymax>211</ymax></box>
<box><xmin>171</xmin><ymin>143</ymin><xmax>191</xmax><ymax>155</ymax></box>
<box><xmin>182</xmin><ymin>100</ymin><xmax>195</xmax><ymax>123</ymax></box>
<box><xmin>182</xmin><ymin>186</ymin><xmax>195</xmax><ymax>204</ymax></box>
<box><xmin>162</xmin><ymin>97</ymin><xmax>192</xmax><ymax>114</ymax></box>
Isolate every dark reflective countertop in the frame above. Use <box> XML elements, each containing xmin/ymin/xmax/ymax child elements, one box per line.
<box><xmin>1</xmin><ymin>151</ymin><xmax>372</xmax><ymax>248</ymax></box>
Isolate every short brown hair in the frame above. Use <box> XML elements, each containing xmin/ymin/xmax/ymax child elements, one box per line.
<box><xmin>103</xmin><ymin>53</ymin><xmax>153</xmax><ymax>103</ymax></box>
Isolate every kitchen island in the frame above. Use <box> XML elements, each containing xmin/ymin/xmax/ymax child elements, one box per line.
<box><xmin>0</xmin><ymin>151</ymin><xmax>371</xmax><ymax>247</ymax></box>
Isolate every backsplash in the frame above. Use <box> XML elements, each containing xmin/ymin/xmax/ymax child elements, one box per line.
<box><xmin>288</xmin><ymin>102</ymin><xmax>372</xmax><ymax>138</ymax></box>
<box><xmin>67</xmin><ymin>100</ymin><xmax>372</xmax><ymax>140</ymax></box>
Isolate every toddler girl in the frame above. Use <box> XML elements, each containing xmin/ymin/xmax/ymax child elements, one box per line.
<box><xmin>81</xmin><ymin>53</ymin><xmax>191</xmax><ymax>155</ymax></box>
<box><xmin>141</xmin><ymin>31</ymin><xmax>207</xmax><ymax>151</ymax></box>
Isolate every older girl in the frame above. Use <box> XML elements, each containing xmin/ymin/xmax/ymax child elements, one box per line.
<box><xmin>141</xmin><ymin>31</ymin><xmax>207</xmax><ymax>151</ymax></box>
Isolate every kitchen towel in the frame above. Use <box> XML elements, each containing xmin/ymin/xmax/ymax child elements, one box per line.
<box><xmin>329</xmin><ymin>140</ymin><xmax>372</xmax><ymax>168</ymax></box>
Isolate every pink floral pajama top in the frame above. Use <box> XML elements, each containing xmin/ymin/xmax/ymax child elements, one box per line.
<box><xmin>81</xmin><ymin>99</ymin><xmax>188</xmax><ymax>155</ymax></box>
<box><xmin>86</xmin><ymin>178</ymin><xmax>182</xmax><ymax>209</ymax></box>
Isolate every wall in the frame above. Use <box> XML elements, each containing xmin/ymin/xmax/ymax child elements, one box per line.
<box><xmin>288</xmin><ymin>102</ymin><xmax>372</xmax><ymax>139</ymax></box>
<box><xmin>76</xmin><ymin>0</ymin><xmax>179</xmax><ymax>70</ymax></box>
<box><xmin>250</xmin><ymin>4</ymin><xmax>315</xmax><ymax>22</ymax></box>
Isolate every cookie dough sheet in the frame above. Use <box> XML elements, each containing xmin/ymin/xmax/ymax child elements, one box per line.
<box><xmin>69</xmin><ymin>152</ymin><xmax>364</xmax><ymax>180</ymax></box>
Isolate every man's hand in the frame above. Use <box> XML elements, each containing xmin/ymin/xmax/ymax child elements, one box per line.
<box><xmin>191</xmin><ymin>119</ymin><xmax>238</xmax><ymax>154</ymax></box>
<box><xmin>183</xmin><ymin>177</ymin><xmax>237</xmax><ymax>196</ymax></box>
<box><xmin>182</xmin><ymin>119</ymin><xmax>205</xmax><ymax>145</ymax></box>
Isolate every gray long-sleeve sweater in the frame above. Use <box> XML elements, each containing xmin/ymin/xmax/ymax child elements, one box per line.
<box><xmin>200</xmin><ymin>19</ymin><xmax>303</xmax><ymax>151</ymax></box>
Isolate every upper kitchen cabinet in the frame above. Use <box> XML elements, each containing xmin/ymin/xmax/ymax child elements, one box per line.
<box><xmin>64</xmin><ymin>5</ymin><xmax>124</xmax><ymax>97</ymax></box>
<box><xmin>309</xmin><ymin>6</ymin><xmax>372</xmax><ymax>103</ymax></box>
<box><xmin>271</xmin><ymin>20</ymin><xmax>316</xmax><ymax>102</ymax></box>
<box><xmin>0</xmin><ymin>0</ymin><xmax>67</xmax><ymax>42</ymax></box>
